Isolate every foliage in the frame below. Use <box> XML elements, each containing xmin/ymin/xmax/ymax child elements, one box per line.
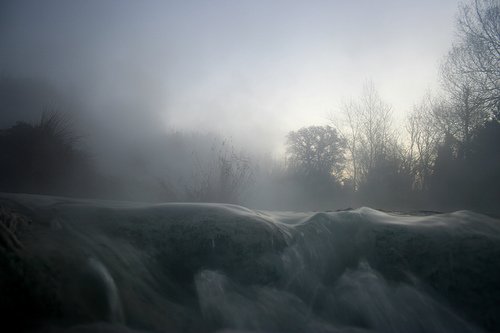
<box><xmin>0</xmin><ymin>111</ymin><xmax>94</xmax><ymax>195</ymax></box>
<box><xmin>430</xmin><ymin>120</ymin><xmax>500</xmax><ymax>211</ymax></box>
<box><xmin>286</xmin><ymin>125</ymin><xmax>345</xmax><ymax>179</ymax></box>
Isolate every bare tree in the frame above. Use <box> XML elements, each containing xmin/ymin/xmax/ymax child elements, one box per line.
<box><xmin>442</xmin><ymin>0</ymin><xmax>500</xmax><ymax>118</ymax></box>
<box><xmin>335</xmin><ymin>99</ymin><xmax>361</xmax><ymax>188</ymax></box>
<box><xmin>186</xmin><ymin>138</ymin><xmax>253</xmax><ymax>204</ymax></box>
<box><xmin>406</xmin><ymin>94</ymin><xmax>445</xmax><ymax>190</ymax></box>
<box><xmin>440</xmin><ymin>0</ymin><xmax>499</xmax><ymax>157</ymax></box>
<box><xmin>336</xmin><ymin>82</ymin><xmax>395</xmax><ymax>188</ymax></box>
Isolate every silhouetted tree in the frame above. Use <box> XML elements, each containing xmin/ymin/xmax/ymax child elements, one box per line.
<box><xmin>285</xmin><ymin>125</ymin><xmax>346</xmax><ymax>208</ymax></box>
<box><xmin>425</xmin><ymin>0</ymin><xmax>500</xmax><ymax>212</ymax></box>
<box><xmin>461</xmin><ymin>0</ymin><xmax>498</xmax><ymax>112</ymax></box>
<box><xmin>358</xmin><ymin>148</ymin><xmax>414</xmax><ymax>208</ymax></box>
<box><xmin>0</xmin><ymin>75</ymin><xmax>75</xmax><ymax>128</ymax></box>
<box><xmin>429</xmin><ymin>133</ymin><xmax>461</xmax><ymax>208</ymax></box>
<box><xmin>439</xmin><ymin>80</ymin><xmax>488</xmax><ymax>159</ymax></box>
<box><xmin>467</xmin><ymin>119</ymin><xmax>500</xmax><ymax>210</ymax></box>
<box><xmin>428</xmin><ymin>116</ymin><xmax>500</xmax><ymax>213</ymax></box>
<box><xmin>337</xmin><ymin>82</ymin><xmax>396</xmax><ymax>188</ymax></box>
<box><xmin>406</xmin><ymin>94</ymin><xmax>446</xmax><ymax>191</ymax></box>
<box><xmin>186</xmin><ymin>139</ymin><xmax>253</xmax><ymax>204</ymax></box>
<box><xmin>442</xmin><ymin>0</ymin><xmax>500</xmax><ymax>119</ymax></box>
<box><xmin>286</xmin><ymin>125</ymin><xmax>345</xmax><ymax>179</ymax></box>
<box><xmin>0</xmin><ymin>112</ymin><xmax>94</xmax><ymax>195</ymax></box>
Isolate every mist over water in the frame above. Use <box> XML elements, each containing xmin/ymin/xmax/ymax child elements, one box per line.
<box><xmin>1</xmin><ymin>0</ymin><xmax>499</xmax><ymax>214</ymax></box>
<box><xmin>1</xmin><ymin>1</ymin><xmax>500</xmax><ymax>332</ymax></box>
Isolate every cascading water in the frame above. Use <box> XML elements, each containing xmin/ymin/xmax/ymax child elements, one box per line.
<box><xmin>0</xmin><ymin>193</ymin><xmax>499</xmax><ymax>333</ymax></box>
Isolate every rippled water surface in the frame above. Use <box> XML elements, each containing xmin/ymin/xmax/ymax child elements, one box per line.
<box><xmin>1</xmin><ymin>193</ymin><xmax>499</xmax><ymax>332</ymax></box>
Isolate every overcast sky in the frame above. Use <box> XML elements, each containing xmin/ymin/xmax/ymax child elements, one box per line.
<box><xmin>0</xmin><ymin>0</ymin><xmax>460</xmax><ymax>154</ymax></box>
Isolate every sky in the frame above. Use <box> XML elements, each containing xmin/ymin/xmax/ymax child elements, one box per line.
<box><xmin>0</xmin><ymin>0</ymin><xmax>460</xmax><ymax>154</ymax></box>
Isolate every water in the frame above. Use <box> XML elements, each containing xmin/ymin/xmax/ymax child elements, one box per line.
<box><xmin>0</xmin><ymin>193</ymin><xmax>499</xmax><ymax>332</ymax></box>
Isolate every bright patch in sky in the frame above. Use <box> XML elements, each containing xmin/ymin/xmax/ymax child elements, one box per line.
<box><xmin>0</xmin><ymin>0</ymin><xmax>459</xmax><ymax>154</ymax></box>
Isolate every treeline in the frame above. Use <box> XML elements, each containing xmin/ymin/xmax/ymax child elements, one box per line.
<box><xmin>0</xmin><ymin>0</ymin><xmax>498</xmax><ymax>214</ymax></box>
<box><xmin>280</xmin><ymin>0</ymin><xmax>500</xmax><ymax>212</ymax></box>
<box><xmin>280</xmin><ymin>0</ymin><xmax>500</xmax><ymax>213</ymax></box>
<box><xmin>0</xmin><ymin>114</ymin><xmax>255</xmax><ymax>204</ymax></box>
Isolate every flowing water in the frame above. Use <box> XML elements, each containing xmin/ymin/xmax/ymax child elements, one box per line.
<box><xmin>0</xmin><ymin>193</ymin><xmax>499</xmax><ymax>333</ymax></box>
